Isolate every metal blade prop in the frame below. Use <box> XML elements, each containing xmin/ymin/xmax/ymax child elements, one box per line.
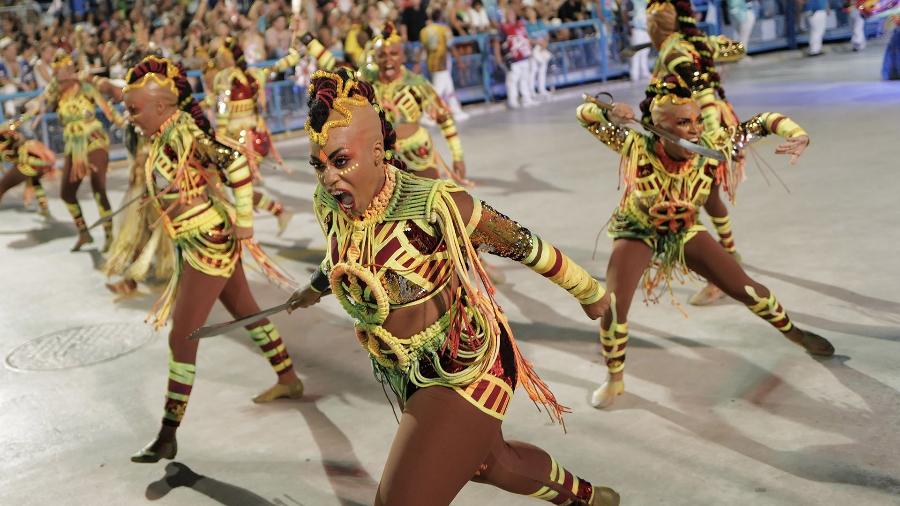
<box><xmin>188</xmin><ymin>287</ymin><xmax>331</xmax><ymax>339</ymax></box>
<box><xmin>582</xmin><ymin>94</ymin><xmax>726</xmax><ymax>161</ymax></box>
<box><xmin>88</xmin><ymin>194</ymin><xmax>144</xmax><ymax>230</ymax></box>
<box><xmin>189</xmin><ymin>302</ymin><xmax>292</xmax><ymax>340</ymax></box>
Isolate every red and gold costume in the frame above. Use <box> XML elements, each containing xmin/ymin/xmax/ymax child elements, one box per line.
<box><xmin>311</xmin><ymin>162</ymin><xmax>604</xmax><ymax>421</ymax></box>
<box><xmin>143</xmin><ymin>110</ymin><xmax>293</xmax><ymax>325</ymax></box>
<box><xmin>578</xmin><ymin>100</ymin><xmax>804</xmax><ymax>296</ymax></box>
<box><xmin>301</xmin><ymin>68</ymin><xmax>618</xmax><ymax>505</ymax></box>
<box><xmin>576</xmin><ymin>93</ymin><xmax>831</xmax><ymax>408</ymax></box>
<box><xmin>126</xmin><ymin>56</ymin><xmax>303</xmax><ymax>464</ymax></box>
<box><xmin>206</xmin><ymin>43</ymin><xmax>300</xmax><ymax>170</ymax></box>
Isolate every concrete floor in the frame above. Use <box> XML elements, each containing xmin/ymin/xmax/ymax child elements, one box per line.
<box><xmin>2</xmin><ymin>41</ymin><xmax>899</xmax><ymax>506</ymax></box>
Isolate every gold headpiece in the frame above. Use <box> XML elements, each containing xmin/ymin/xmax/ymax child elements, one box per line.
<box><xmin>373</xmin><ymin>22</ymin><xmax>403</xmax><ymax>49</ymax></box>
<box><xmin>51</xmin><ymin>52</ymin><xmax>73</xmax><ymax>70</ymax></box>
<box><xmin>304</xmin><ymin>70</ymin><xmax>370</xmax><ymax>146</ymax></box>
<box><xmin>123</xmin><ymin>55</ymin><xmax>180</xmax><ymax>99</ymax></box>
<box><xmin>648</xmin><ymin>78</ymin><xmax>694</xmax><ymax>112</ymax></box>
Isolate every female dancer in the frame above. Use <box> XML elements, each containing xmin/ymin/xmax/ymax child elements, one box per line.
<box><xmin>27</xmin><ymin>51</ymin><xmax>123</xmax><ymax>252</ymax></box>
<box><xmin>369</xmin><ymin>23</ymin><xmax>469</xmax><ymax>183</ymax></box>
<box><xmin>122</xmin><ymin>56</ymin><xmax>304</xmax><ymax>463</ymax></box>
<box><xmin>288</xmin><ymin>68</ymin><xmax>619</xmax><ymax>506</ymax></box>
<box><xmin>205</xmin><ymin>36</ymin><xmax>298</xmax><ymax>235</ymax></box>
<box><xmin>576</xmin><ymin>78</ymin><xmax>834</xmax><ymax>409</ymax></box>
<box><xmin>647</xmin><ymin>0</ymin><xmax>746</xmax><ymax>304</ymax></box>
<box><xmin>0</xmin><ymin>119</ymin><xmax>55</xmax><ymax>217</ymax></box>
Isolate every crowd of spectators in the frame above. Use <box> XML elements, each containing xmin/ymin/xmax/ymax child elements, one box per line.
<box><xmin>0</xmin><ymin>0</ymin><xmax>597</xmax><ymax>86</ymax></box>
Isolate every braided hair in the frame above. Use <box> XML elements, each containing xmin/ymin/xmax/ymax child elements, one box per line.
<box><xmin>220</xmin><ymin>36</ymin><xmax>259</xmax><ymax>99</ymax></box>
<box><xmin>125</xmin><ymin>56</ymin><xmax>214</xmax><ymax>138</ymax></box>
<box><xmin>649</xmin><ymin>0</ymin><xmax>725</xmax><ymax>100</ymax></box>
<box><xmin>306</xmin><ymin>67</ymin><xmax>407</xmax><ymax>172</ymax></box>
<box><xmin>639</xmin><ymin>74</ymin><xmax>693</xmax><ymax>126</ymax></box>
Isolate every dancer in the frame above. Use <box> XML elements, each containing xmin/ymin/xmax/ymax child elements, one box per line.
<box><xmin>296</xmin><ymin>25</ymin><xmax>469</xmax><ymax>184</ymax></box>
<box><xmin>122</xmin><ymin>56</ymin><xmax>303</xmax><ymax>463</ymax></box>
<box><xmin>576</xmin><ymin>79</ymin><xmax>835</xmax><ymax>409</ymax></box>
<box><xmin>26</xmin><ymin>51</ymin><xmax>123</xmax><ymax>252</ymax></box>
<box><xmin>288</xmin><ymin>68</ymin><xmax>620</xmax><ymax>506</ymax></box>
<box><xmin>647</xmin><ymin>0</ymin><xmax>746</xmax><ymax>305</ymax></box>
<box><xmin>369</xmin><ymin>23</ymin><xmax>469</xmax><ymax>183</ymax></box>
<box><xmin>0</xmin><ymin>119</ymin><xmax>55</xmax><ymax>217</ymax></box>
<box><xmin>205</xmin><ymin>36</ymin><xmax>300</xmax><ymax>235</ymax></box>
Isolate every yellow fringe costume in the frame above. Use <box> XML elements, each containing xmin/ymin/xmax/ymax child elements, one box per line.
<box><xmin>576</xmin><ymin>100</ymin><xmax>806</xmax><ymax>299</ymax></box>
<box><xmin>103</xmin><ymin>136</ymin><xmax>175</xmax><ymax>284</ymax></box>
<box><xmin>373</xmin><ymin>68</ymin><xmax>465</xmax><ymax>175</ymax></box>
<box><xmin>144</xmin><ymin>111</ymin><xmax>294</xmax><ymax>328</ymax></box>
<box><xmin>311</xmin><ymin>166</ymin><xmax>605</xmax><ymax>423</ymax></box>
<box><xmin>34</xmin><ymin>79</ymin><xmax>121</xmax><ymax>181</ymax></box>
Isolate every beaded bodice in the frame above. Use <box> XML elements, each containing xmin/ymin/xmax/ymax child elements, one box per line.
<box><xmin>315</xmin><ymin>168</ymin><xmax>459</xmax><ymax>317</ymax></box>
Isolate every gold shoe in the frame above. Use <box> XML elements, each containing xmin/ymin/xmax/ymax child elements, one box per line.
<box><xmin>791</xmin><ymin>329</ymin><xmax>835</xmax><ymax>357</ymax></box>
<box><xmin>253</xmin><ymin>378</ymin><xmax>304</xmax><ymax>404</ymax></box>
<box><xmin>71</xmin><ymin>232</ymin><xmax>94</xmax><ymax>252</ymax></box>
<box><xmin>689</xmin><ymin>282</ymin><xmax>725</xmax><ymax>306</ymax></box>
<box><xmin>106</xmin><ymin>279</ymin><xmax>138</xmax><ymax>296</ymax></box>
<box><xmin>590</xmin><ymin>486</ymin><xmax>621</xmax><ymax>506</ymax></box>
<box><xmin>276</xmin><ymin>210</ymin><xmax>294</xmax><ymax>237</ymax></box>
<box><xmin>590</xmin><ymin>378</ymin><xmax>624</xmax><ymax>409</ymax></box>
<box><xmin>131</xmin><ymin>438</ymin><xmax>177</xmax><ymax>464</ymax></box>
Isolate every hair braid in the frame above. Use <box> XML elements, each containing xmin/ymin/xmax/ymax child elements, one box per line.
<box><xmin>126</xmin><ymin>56</ymin><xmax>214</xmax><ymax>137</ymax></box>
<box><xmin>306</xmin><ymin>68</ymin><xmax>407</xmax><ymax>172</ymax></box>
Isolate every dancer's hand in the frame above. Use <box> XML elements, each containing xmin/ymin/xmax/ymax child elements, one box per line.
<box><xmin>581</xmin><ymin>292</ymin><xmax>611</xmax><ymax>320</ymax></box>
<box><xmin>451</xmin><ymin>161</ymin><xmax>473</xmax><ymax>186</ymax></box>
<box><xmin>288</xmin><ymin>286</ymin><xmax>322</xmax><ymax>312</ymax></box>
<box><xmin>235</xmin><ymin>226</ymin><xmax>254</xmax><ymax>240</ymax></box>
<box><xmin>775</xmin><ymin>135</ymin><xmax>809</xmax><ymax>165</ymax></box>
<box><xmin>608</xmin><ymin>103</ymin><xmax>635</xmax><ymax>126</ymax></box>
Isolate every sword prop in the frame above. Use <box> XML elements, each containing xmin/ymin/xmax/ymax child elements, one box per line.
<box><xmin>188</xmin><ymin>287</ymin><xmax>331</xmax><ymax>340</ymax></box>
<box><xmin>582</xmin><ymin>94</ymin><xmax>726</xmax><ymax>161</ymax></box>
<box><xmin>88</xmin><ymin>193</ymin><xmax>144</xmax><ymax>230</ymax></box>
<box><xmin>190</xmin><ymin>302</ymin><xmax>292</xmax><ymax>340</ymax></box>
<box><xmin>620</xmin><ymin>42</ymin><xmax>652</xmax><ymax>58</ymax></box>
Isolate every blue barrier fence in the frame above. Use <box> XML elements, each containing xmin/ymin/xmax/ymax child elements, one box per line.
<box><xmin>0</xmin><ymin>13</ymin><xmax>879</xmax><ymax>161</ymax></box>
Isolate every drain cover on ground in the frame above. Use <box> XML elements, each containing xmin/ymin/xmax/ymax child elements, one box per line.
<box><xmin>6</xmin><ymin>322</ymin><xmax>157</xmax><ymax>371</ymax></box>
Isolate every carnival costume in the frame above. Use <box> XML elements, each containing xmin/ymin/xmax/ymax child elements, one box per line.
<box><xmin>0</xmin><ymin>120</ymin><xmax>56</xmax><ymax>216</ymax></box>
<box><xmin>28</xmin><ymin>52</ymin><xmax>123</xmax><ymax>251</ymax></box>
<box><xmin>102</xmin><ymin>129</ymin><xmax>175</xmax><ymax>291</ymax></box>
<box><xmin>206</xmin><ymin>37</ymin><xmax>299</xmax><ymax>232</ymax></box>
<box><xmin>125</xmin><ymin>57</ymin><xmax>303</xmax><ymax>464</ymax></box>
<box><xmin>648</xmin><ymin>0</ymin><xmax>747</xmax><ymax>304</ymax></box>
<box><xmin>576</xmin><ymin>80</ymin><xmax>834</xmax><ymax>408</ymax></box>
<box><xmin>364</xmin><ymin>24</ymin><xmax>466</xmax><ymax>182</ymax></box>
<box><xmin>298</xmin><ymin>67</ymin><xmax>619</xmax><ymax>505</ymax></box>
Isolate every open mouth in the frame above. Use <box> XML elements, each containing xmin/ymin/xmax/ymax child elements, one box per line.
<box><xmin>331</xmin><ymin>189</ymin><xmax>355</xmax><ymax>213</ymax></box>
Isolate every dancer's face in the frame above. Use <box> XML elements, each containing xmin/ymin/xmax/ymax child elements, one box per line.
<box><xmin>54</xmin><ymin>63</ymin><xmax>76</xmax><ymax>82</ymax></box>
<box><xmin>375</xmin><ymin>41</ymin><xmax>405</xmax><ymax>82</ymax></box>
<box><xmin>123</xmin><ymin>81</ymin><xmax>178</xmax><ymax>137</ymax></box>
<box><xmin>310</xmin><ymin>103</ymin><xmax>386</xmax><ymax>218</ymax></box>
<box><xmin>652</xmin><ymin>100</ymin><xmax>703</xmax><ymax>160</ymax></box>
<box><xmin>648</xmin><ymin>3</ymin><xmax>677</xmax><ymax>49</ymax></box>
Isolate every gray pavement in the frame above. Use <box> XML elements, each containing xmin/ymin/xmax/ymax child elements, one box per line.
<box><xmin>1</xmin><ymin>40</ymin><xmax>899</xmax><ymax>505</ymax></box>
